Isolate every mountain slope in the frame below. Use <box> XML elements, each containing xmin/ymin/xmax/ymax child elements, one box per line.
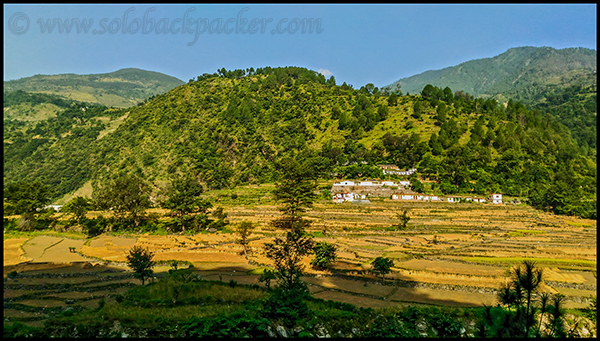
<box><xmin>386</xmin><ymin>46</ymin><xmax>596</xmax><ymax>99</ymax></box>
<box><xmin>385</xmin><ymin>46</ymin><xmax>597</xmax><ymax>155</ymax></box>
<box><xmin>3</xmin><ymin>68</ymin><xmax>185</xmax><ymax>108</ymax></box>
<box><xmin>3</xmin><ymin>67</ymin><xmax>596</xmax><ymax>218</ymax></box>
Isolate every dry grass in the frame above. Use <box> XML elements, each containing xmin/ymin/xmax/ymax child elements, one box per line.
<box><xmin>5</xmin><ymin>192</ymin><xmax>596</xmax><ymax>309</ymax></box>
<box><xmin>3</xmin><ymin>238</ymin><xmax>32</xmax><ymax>266</ymax></box>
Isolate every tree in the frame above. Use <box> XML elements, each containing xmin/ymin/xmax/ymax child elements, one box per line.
<box><xmin>265</xmin><ymin>225</ymin><xmax>314</xmax><ymax>292</ymax></box>
<box><xmin>394</xmin><ymin>210</ymin><xmax>410</xmax><ymax>230</ymax></box>
<box><xmin>412</xmin><ymin>100</ymin><xmax>424</xmax><ymax>119</ymax></box>
<box><xmin>258</xmin><ymin>269</ymin><xmax>276</xmax><ymax>290</ymax></box>
<box><xmin>61</xmin><ymin>196</ymin><xmax>93</xmax><ymax>225</ymax></box>
<box><xmin>371</xmin><ymin>257</ymin><xmax>394</xmax><ymax>281</ymax></box>
<box><xmin>161</xmin><ymin>174</ymin><xmax>212</xmax><ymax>233</ymax></box>
<box><xmin>271</xmin><ymin>158</ymin><xmax>318</xmax><ymax>223</ymax></box>
<box><xmin>3</xmin><ymin>181</ymin><xmax>52</xmax><ymax>218</ymax></box>
<box><xmin>311</xmin><ymin>242</ymin><xmax>337</xmax><ymax>269</ymax></box>
<box><xmin>410</xmin><ymin>178</ymin><xmax>425</xmax><ymax>193</ymax></box>
<box><xmin>265</xmin><ymin>158</ymin><xmax>317</xmax><ymax>292</ymax></box>
<box><xmin>490</xmin><ymin>260</ymin><xmax>562</xmax><ymax>338</ymax></box>
<box><xmin>236</xmin><ymin>220</ymin><xmax>255</xmax><ymax>256</ymax></box>
<box><xmin>126</xmin><ymin>245</ymin><xmax>155</xmax><ymax>285</ymax></box>
<box><xmin>94</xmin><ymin>174</ymin><xmax>152</xmax><ymax>228</ymax></box>
<box><xmin>388</xmin><ymin>92</ymin><xmax>398</xmax><ymax>107</ymax></box>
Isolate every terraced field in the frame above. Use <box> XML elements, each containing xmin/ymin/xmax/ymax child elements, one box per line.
<box><xmin>4</xmin><ymin>191</ymin><xmax>596</xmax><ymax>328</ymax></box>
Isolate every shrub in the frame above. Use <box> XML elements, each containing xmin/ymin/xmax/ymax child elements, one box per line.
<box><xmin>82</xmin><ymin>216</ymin><xmax>108</xmax><ymax>238</ymax></box>
<box><xmin>311</xmin><ymin>242</ymin><xmax>337</xmax><ymax>269</ymax></box>
<box><xmin>262</xmin><ymin>287</ymin><xmax>311</xmax><ymax>327</ymax></box>
<box><xmin>181</xmin><ymin>311</ymin><xmax>270</xmax><ymax>338</ymax></box>
<box><xmin>3</xmin><ymin>322</ymin><xmax>45</xmax><ymax>338</ymax></box>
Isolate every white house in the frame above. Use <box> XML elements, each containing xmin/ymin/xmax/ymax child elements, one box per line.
<box><xmin>358</xmin><ymin>181</ymin><xmax>375</xmax><ymax>186</ymax></box>
<box><xmin>474</xmin><ymin>198</ymin><xmax>486</xmax><ymax>203</ymax></box>
<box><xmin>391</xmin><ymin>194</ymin><xmax>399</xmax><ymax>200</ymax></box>
<box><xmin>430</xmin><ymin>196</ymin><xmax>440</xmax><ymax>201</ymax></box>
<box><xmin>447</xmin><ymin>196</ymin><xmax>460</xmax><ymax>203</ymax></box>
<box><xmin>401</xmin><ymin>194</ymin><xmax>415</xmax><ymax>200</ymax></box>
<box><xmin>382</xmin><ymin>181</ymin><xmax>396</xmax><ymax>187</ymax></box>
<box><xmin>491</xmin><ymin>193</ymin><xmax>503</xmax><ymax>204</ymax></box>
<box><xmin>333</xmin><ymin>192</ymin><xmax>359</xmax><ymax>203</ymax></box>
<box><xmin>399</xmin><ymin>181</ymin><xmax>410</xmax><ymax>187</ymax></box>
<box><xmin>338</xmin><ymin>181</ymin><xmax>355</xmax><ymax>186</ymax></box>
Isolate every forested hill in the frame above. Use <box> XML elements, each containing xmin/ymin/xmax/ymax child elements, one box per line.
<box><xmin>385</xmin><ymin>46</ymin><xmax>597</xmax><ymax>158</ymax></box>
<box><xmin>3</xmin><ymin>67</ymin><xmax>596</xmax><ymax>219</ymax></box>
<box><xmin>3</xmin><ymin>68</ymin><xmax>184</xmax><ymax>108</ymax></box>
<box><xmin>385</xmin><ymin>46</ymin><xmax>596</xmax><ymax>99</ymax></box>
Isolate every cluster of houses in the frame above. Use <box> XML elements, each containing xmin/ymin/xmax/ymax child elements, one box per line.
<box><xmin>379</xmin><ymin>165</ymin><xmax>417</xmax><ymax>176</ymax></box>
<box><xmin>333</xmin><ymin>191</ymin><xmax>503</xmax><ymax>204</ymax></box>
<box><xmin>333</xmin><ymin>180</ymin><xmax>410</xmax><ymax>188</ymax></box>
<box><xmin>331</xmin><ymin>179</ymin><xmax>503</xmax><ymax>205</ymax></box>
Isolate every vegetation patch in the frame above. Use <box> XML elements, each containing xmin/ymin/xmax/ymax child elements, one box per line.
<box><xmin>462</xmin><ymin>257</ymin><xmax>596</xmax><ymax>267</ymax></box>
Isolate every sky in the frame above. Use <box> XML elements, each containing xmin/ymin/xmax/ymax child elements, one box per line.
<box><xmin>3</xmin><ymin>3</ymin><xmax>597</xmax><ymax>88</ymax></box>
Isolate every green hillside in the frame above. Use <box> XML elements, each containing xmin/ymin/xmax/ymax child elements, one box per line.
<box><xmin>3</xmin><ymin>68</ymin><xmax>185</xmax><ymax>108</ymax></box>
<box><xmin>3</xmin><ymin>66</ymin><xmax>596</xmax><ymax>219</ymax></box>
<box><xmin>385</xmin><ymin>46</ymin><xmax>596</xmax><ymax>98</ymax></box>
<box><xmin>384</xmin><ymin>46</ymin><xmax>597</xmax><ymax>157</ymax></box>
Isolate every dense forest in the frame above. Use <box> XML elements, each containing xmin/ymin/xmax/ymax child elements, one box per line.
<box><xmin>3</xmin><ymin>66</ymin><xmax>596</xmax><ymax>219</ymax></box>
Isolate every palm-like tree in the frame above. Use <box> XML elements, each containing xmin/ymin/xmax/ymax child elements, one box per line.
<box><xmin>512</xmin><ymin>260</ymin><xmax>544</xmax><ymax>336</ymax></box>
<box><xmin>498</xmin><ymin>282</ymin><xmax>518</xmax><ymax>312</ymax></box>
<box><xmin>547</xmin><ymin>294</ymin><xmax>567</xmax><ymax>338</ymax></box>
<box><xmin>535</xmin><ymin>292</ymin><xmax>550</xmax><ymax>337</ymax></box>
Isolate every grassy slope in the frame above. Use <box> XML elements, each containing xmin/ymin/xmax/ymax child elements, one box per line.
<box><xmin>4</xmin><ymin>68</ymin><xmax>185</xmax><ymax>109</ymax></box>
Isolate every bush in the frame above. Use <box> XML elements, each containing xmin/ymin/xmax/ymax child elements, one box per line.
<box><xmin>82</xmin><ymin>216</ymin><xmax>108</xmax><ymax>237</ymax></box>
<box><xmin>3</xmin><ymin>218</ymin><xmax>18</xmax><ymax>231</ymax></box>
<box><xmin>3</xmin><ymin>322</ymin><xmax>45</xmax><ymax>338</ymax></box>
<box><xmin>311</xmin><ymin>242</ymin><xmax>337</xmax><ymax>269</ymax></box>
<box><xmin>361</xmin><ymin>314</ymin><xmax>420</xmax><ymax>338</ymax></box>
<box><xmin>181</xmin><ymin>311</ymin><xmax>270</xmax><ymax>338</ymax></box>
<box><xmin>428</xmin><ymin>311</ymin><xmax>464</xmax><ymax>337</ymax></box>
<box><xmin>262</xmin><ymin>287</ymin><xmax>311</xmax><ymax>326</ymax></box>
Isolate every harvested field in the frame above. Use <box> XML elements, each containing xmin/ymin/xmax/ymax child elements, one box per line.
<box><xmin>4</xmin><ymin>193</ymin><xmax>597</xmax><ymax>326</ymax></box>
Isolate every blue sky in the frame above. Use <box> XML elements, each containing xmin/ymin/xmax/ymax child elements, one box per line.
<box><xmin>3</xmin><ymin>4</ymin><xmax>597</xmax><ymax>88</ymax></box>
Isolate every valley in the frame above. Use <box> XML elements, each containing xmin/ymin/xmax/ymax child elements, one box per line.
<box><xmin>3</xmin><ymin>46</ymin><xmax>597</xmax><ymax>337</ymax></box>
<box><xmin>4</xmin><ymin>185</ymin><xmax>596</xmax><ymax>330</ymax></box>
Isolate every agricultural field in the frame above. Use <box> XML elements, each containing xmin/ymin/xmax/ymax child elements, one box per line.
<box><xmin>4</xmin><ymin>184</ymin><xmax>597</xmax><ymax>329</ymax></box>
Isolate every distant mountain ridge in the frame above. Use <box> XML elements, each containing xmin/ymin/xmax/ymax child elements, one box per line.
<box><xmin>4</xmin><ymin>68</ymin><xmax>185</xmax><ymax>108</ymax></box>
<box><xmin>385</xmin><ymin>46</ymin><xmax>596</xmax><ymax>100</ymax></box>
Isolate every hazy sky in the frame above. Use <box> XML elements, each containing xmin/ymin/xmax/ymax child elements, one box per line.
<box><xmin>3</xmin><ymin>4</ymin><xmax>597</xmax><ymax>87</ymax></box>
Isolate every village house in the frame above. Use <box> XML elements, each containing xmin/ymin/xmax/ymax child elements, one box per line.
<box><xmin>333</xmin><ymin>181</ymin><xmax>355</xmax><ymax>186</ymax></box>
<box><xmin>378</xmin><ymin>164</ymin><xmax>417</xmax><ymax>176</ymax></box>
<box><xmin>491</xmin><ymin>193</ymin><xmax>503</xmax><ymax>204</ymax></box>
<box><xmin>332</xmin><ymin>191</ymin><xmax>359</xmax><ymax>203</ymax></box>
<box><xmin>447</xmin><ymin>196</ymin><xmax>461</xmax><ymax>203</ymax></box>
